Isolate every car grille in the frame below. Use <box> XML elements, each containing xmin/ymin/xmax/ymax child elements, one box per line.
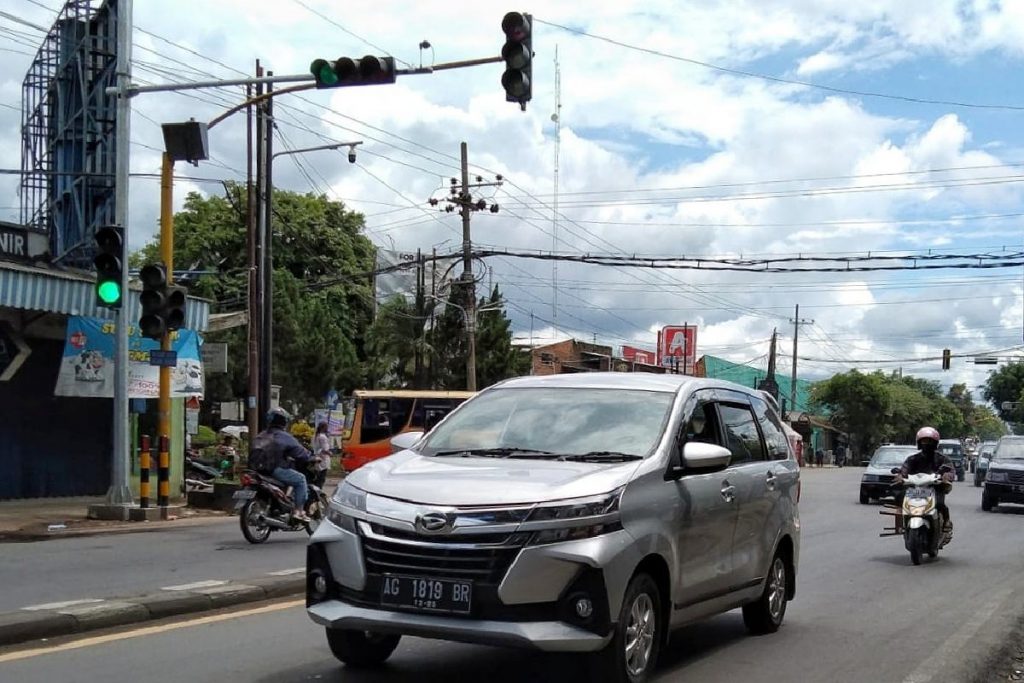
<box><xmin>1008</xmin><ymin>471</ymin><xmax>1024</xmax><ymax>485</ymax></box>
<box><xmin>360</xmin><ymin>527</ymin><xmax>526</xmax><ymax>583</ymax></box>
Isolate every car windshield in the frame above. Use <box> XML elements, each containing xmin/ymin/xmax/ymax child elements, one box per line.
<box><xmin>994</xmin><ymin>442</ymin><xmax>1024</xmax><ymax>461</ymax></box>
<box><xmin>870</xmin><ymin>447</ymin><xmax>915</xmax><ymax>467</ymax></box>
<box><xmin>420</xmin><ymin>387</ymin><xmax>675</xmax><ymax>459</ymax></box>
<box><xmin>938</xmin><ymin>443</ymin><xmax>962</xmax><ymax>457</ymax></box>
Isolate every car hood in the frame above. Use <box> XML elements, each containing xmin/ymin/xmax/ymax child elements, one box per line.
<box><xmin>864</xmin><ymin>464</ymin><xmax>900</xmax><ymax>476</ymax></box>
<box><xmin>346</xmin><ymin>450</ymin><xmax>641</xmax><ymax>506</ymax></box>
<box><xmin>989</xmin><ymin>460</ymin><xmax>1024</xmax><ymax>472</ymax></box>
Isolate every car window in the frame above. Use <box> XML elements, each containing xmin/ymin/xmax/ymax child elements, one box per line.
<box><xmin>718</xmin><ymin>403</ymin><xmax>766</xmax><ymax>465</ymax></box>
<box><xmin>682</xmin><ymin>399</ymin><xmax>724</xmax><ymax>446</ymax></box>
<box><xmin>751</xmin><ymin>397</ymin><xmax>789</xmax><ymax>460</ymax></box>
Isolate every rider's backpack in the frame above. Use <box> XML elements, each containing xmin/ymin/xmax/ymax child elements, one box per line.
<box><xmin>247</xmin><ymin>432</ymin><xmax>280</xmax><ymax>474</ymax></box>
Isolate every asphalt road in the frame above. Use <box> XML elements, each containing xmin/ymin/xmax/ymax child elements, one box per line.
<box><xmin>0</xmin><ymin>518</ymin><xmax>307</xmax><ymax>611</ymax></box>
<box><xmin>3</xmin><ymin>467</ymin><xmax>1024</xmax><ymax>683</ymax></box>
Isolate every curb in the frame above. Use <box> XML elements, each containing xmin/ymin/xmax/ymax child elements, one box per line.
<box><xmin>0</xmin><ymin>514</ymin><xmax>233</xmax><ymax>544</ymax></box>
<box><xmin>0</xmin><ymin>573</ymin><xmax>305</xmax><ymax>648</ymax></box>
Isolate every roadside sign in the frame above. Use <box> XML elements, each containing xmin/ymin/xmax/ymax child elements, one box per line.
<box><xmin>0</xmin><ymin>323</ymin><xmax>30</xmax><ymax>382</ymax></box>
<box><xmin>200</xmin><ymin>342</ymin><xmax>228</xmax><ymax>373</ymax></box>
<box><xmin>658</xmin><ymin>325</ymin><xmax>697</xmax><ymax>371</ymax></box>
<box><xmin>149</xmin><ymin>349</ymin><xmax>178</xmax><ymax>367</ymax></box>
<box><xmin>622</xmin><ymin>345</ymin><xmax>657</xmax><ymax>365</ymax></box>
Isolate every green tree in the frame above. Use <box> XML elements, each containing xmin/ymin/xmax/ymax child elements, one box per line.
<box><xmin>883</xmin><ymin>381</ymin><xmax>933</xmax><ymax>444</ymax></box>
<box><xmin>946</xmin><ymin>383</ymin><xmax>974</xmax><ymax>424</ymax></box>
<box><xmin>811</xmin><ymin>370</ymin><xmax>891</xmax><ymax>456</ymax></box>
<box><xmin>983</xmin><ymin>361</ymin><xmax>1024</xmax><ymax>429</ymax></box>
<box><xmin>969</xmin><ymin>405</ymin><xmax>1008</xmax><ymax>441</ymax></box>
<box><xmin>133</xmin><ymin>185</ymin><xmax>375</xmax><ymax>414</ymax></box>
<box><xmin>367</xmin><ymin>295</ymin><xmax>432</xmax><ymax>388</ymax></box>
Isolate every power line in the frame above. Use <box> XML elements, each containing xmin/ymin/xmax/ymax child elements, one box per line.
<box><xmin>289</xmin><ymin>0</ymin><xmax>414</xmax><ymax>68</ymax></box>
<box><xmin>534</xmin><ymin>17</ymin><xmax>1024</xmax><ymax>112</ymax></box>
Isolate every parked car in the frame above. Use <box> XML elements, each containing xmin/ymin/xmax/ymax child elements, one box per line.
<box><xmin>937</xmin><ymin>439</ymin><xmax>966</xmax><ymax>481</ymax></box>
<box><xmin>860</xmin><ymin>445</ymin><xmax>916</xmax><ymax>504</ymax></box>
<box><xmin>973</xmin><ymin>441</ymin><xmax>997</xmax><ymax>487</ymax></box>
<box><xmin>982</xmin><ymin>436</ymin><xmax>1024</xmax><ymax>511</ymax></box>
<box><xmin>307</xmin><ymin>373</ymin><xmax>801</xmax><ymax>683</ymax></box>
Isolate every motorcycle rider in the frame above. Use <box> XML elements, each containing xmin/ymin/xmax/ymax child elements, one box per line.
<box><xmin>254</xmin><ymin>408</ymin><xmax>313</xmax><ymax>523</ymax></box>
<box><xmin>894</xmin><ymin>426</ymin><xmax>955</xmax><ymax>535</ymax></box>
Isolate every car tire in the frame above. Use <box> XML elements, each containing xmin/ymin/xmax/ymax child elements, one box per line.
<box><xmin>859</xmin><ymin>489</ymin><xmax>870</xmax><ymax>505</ymax></box>
<box><xmin>957</xmin><ymin>472</ymin><xmax>965</xmax><ymax>482</ymax></box>
<box><xmin>587</xmin><ymin>572</ymin><xmax>663</xmax><ymax>683</ymax></box>
<box><xmin>982</xmin><ymin>492</ymin><xmax>996</xmax><ymax>512</ymax></box>
<box><xmin>742</xmin><ymin>551</ymin><xmax>789</xmax><ymax>635</ymax></box>
<box><xmin>326</xmin><ymin>629</ymin><xmax>401</xmax><ymax>667</ymax></box>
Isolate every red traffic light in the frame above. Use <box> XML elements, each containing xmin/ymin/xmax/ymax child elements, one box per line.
<box><xmin>502</xmin><ymin>12</ymin><xmax>529</xmax><ymax>40</ymax></box>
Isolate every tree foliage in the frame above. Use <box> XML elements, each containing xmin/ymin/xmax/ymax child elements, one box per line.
<box><xmin>133</xmin><ymin>185</ymin><xmax>375</xmax><ymax>415</ymax></box>
<box><xmin>983</xmin><ymin>362</ymin><xmax>1024</xmax><ymax>430</ymax></box>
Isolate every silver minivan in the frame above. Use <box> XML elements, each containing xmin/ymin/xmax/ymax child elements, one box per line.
<box><xmin>307</xmin><ymin>373</ymin><xmax>800</xmax><ymax>683</ymax></box>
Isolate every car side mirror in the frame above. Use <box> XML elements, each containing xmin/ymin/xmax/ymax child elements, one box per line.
<box><xmin>389</xmin><ymin>431</ymin><xmax>425</xmax><ymax>454</ymax></box>
<box><xmin>667</xmin><ymin>442</ymin><xmax>732</xmax><ymax>479</ymax></box>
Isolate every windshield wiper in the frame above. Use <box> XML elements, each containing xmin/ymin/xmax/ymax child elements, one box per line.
<box><xmin>433</xmin><ymin>447</ymin><xmax>556</xmax><ymax>458</ymax></box>
<box><xmin>557</xmin><ymin>451</ymin><xmax>643</xmax><ymax>462</ymax></box>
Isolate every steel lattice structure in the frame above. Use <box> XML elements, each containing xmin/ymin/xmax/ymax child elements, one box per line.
<box><xmin>20</xmin><ymin>0</ymin><xmax>119</xmax><ymax>267</ymax></box>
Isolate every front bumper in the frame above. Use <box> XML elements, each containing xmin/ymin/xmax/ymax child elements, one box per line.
<box><xmin>861</xmin><ymin>477</ymin><xmax>896</xmax><ymax>498</ymax></box>
<box><xmin>985</xmin><ymin>481</ymin><xmax>1024</xmax><ymax>504</ymax></box>
<box><xmin>308</xmin><ymin>600</ymin><xmax>611</xmax><ymax>652</ymax></box>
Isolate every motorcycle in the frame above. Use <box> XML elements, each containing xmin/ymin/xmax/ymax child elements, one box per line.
<box><xmin>233</xmin><ymin>463</ymin><xmax>328</xmax><ymax>544</ymax></box>
<box><xmin>881</xmin><ymin>467</ymin><xmax>953</xmax><ymax>565</ymax></box>
<box><xmin>183</xmin><ymin>450</ymin><xmax>236</xmax><ymax>493</ymax></box>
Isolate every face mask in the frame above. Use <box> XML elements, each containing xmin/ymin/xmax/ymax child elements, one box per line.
<box><xmin>920</xmin><ymin>442</ymin><xmax>937</xmax><ymax>456</ymax></box>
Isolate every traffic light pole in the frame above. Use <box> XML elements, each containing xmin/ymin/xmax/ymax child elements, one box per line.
<box><xmin>158</xmin><ymin>153</ymin><xmax>174</xmax><ymax>513</ymax></box>
<box><xmin>107</xmin><ymin>0</ymin><xmax>133</xmax><ymax>507</ymax></box>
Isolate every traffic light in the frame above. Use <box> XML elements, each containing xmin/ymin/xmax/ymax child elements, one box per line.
<box><xmin>138</xmin><ymin>263</ymin><xmax>188</xmax><ymax>340</ymax></box>
<box><xmin>310</xmin><ymin>55</ymin><xmax>396</xmax><ymax>89</ymax></box>
<box><xmin>501</xmin><ymin>11</ymin><xmax>532</xmax><ymax>109</ymax></box>
<box><xmin>942</xmin><ymin>348</ymin><xmax>951</xmax><ymax>371</ymax></box>
<box><xmin>93</xmin><ymin>226</ymin><xmax>124</xmax><ymax>308</ymax></box>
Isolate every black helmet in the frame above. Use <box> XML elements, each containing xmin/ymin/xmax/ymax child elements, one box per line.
<box><xmin>266</xmin><ymin>407</ymin><xmax>291</xmax><ymax>429</ymax></box>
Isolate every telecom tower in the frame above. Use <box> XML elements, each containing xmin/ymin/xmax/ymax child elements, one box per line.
<box><xmin>551</xmin><ymin>46</ymin><xmax>561</xmax><ymax>330</ymax></box>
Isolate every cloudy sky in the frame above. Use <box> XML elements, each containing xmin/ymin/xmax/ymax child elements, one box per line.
<box><xmin>2</xmin><ymin>0</ymin><xmax>1023</xmax><ymax>403</ymax></box>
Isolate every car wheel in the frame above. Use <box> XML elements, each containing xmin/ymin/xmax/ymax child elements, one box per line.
<box><xmin>957</xmin><ymin>472</ymin><xmax>965</xmax><ymax>482</ymax></box>
<box><xmin>982</xmin><ymin>492</ymin><xmax>995</xmax><ymax>512</ymax></box>
<box><xmin>859</xmin><ymin>489</ymin><xmax>870</xmax><ymax>504</ymax></box>
<box><xmin>326</xmin><ymin>629</ymin><xmax>401</xmax><ymax>667</ymax></box>
<box><xmin>587</xmin><ymin>572</ymin><xmax>662</xmax><ymax>683</ymax></box>
<box><xmin>742</xmin><ymin>551</ymin><xmax>789</xmax><ymax>634</ymax></box>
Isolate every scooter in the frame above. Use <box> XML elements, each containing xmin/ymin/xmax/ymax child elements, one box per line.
<box><xmin>233</xmin><ymin>463</ymin><xmax>328</xmax><ymax>544</ymax></box>
<box><xmin>880</xmin><ymin>467</ymin><xmax>953</xmax><ymax>565</ymax></box>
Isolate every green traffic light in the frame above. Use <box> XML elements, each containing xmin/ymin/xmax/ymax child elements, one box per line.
<box><xmin>97</xmin><ymin>280</ymin><xmax>122</xmax><ymax>305</ymax></box>
<box><xmin>310</xmin><ymin>59</ymin><xmax>338</xmax><ymax>86</ymax></box>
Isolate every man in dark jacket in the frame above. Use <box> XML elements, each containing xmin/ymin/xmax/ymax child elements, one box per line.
<box><xmin>896</xmin><ymin>426</ymin><xmax>955</xmax><ymax>534</ymax></box>
<box><xmin>254</xmin><ymin>408</ymin><xmax>313</xmax><ymax>522</ymax></box>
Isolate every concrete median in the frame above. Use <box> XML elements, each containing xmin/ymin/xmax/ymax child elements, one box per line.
<box><xmin>0</xmin><ymin>571</ymin><xmax>306</xmax><ymax>648</ymax></box>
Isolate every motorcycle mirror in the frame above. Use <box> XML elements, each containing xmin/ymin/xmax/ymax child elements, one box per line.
<box><xmin>890</xmin><ymin>467</ymin><xmax>901</xmax><ymax>475</ymax></box>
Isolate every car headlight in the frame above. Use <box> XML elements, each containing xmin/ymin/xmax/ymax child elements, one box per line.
<box><xmin>331</xmin><ymin>480</ymin><xmax>367</xmax><ymax>511</ymax></box>
<box><xmin>526</xmin><ymin>488</ymin><xmax>623</xmax><ymax>546</ymax></box>
<box><xmin>987</xmin><ymin>471</ymin><xmax>1008</xmax><ymax>483</ymax></box>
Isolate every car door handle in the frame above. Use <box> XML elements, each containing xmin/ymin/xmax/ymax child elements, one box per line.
<box><xmin>721</xmin><ymin>482</ymin><xmax>736</xmax><ymax>503</ymax></box>
<box><xmin>766</xmin><ymin>471</ymin><xmax>777</xmax><ymax>491</ymax></box>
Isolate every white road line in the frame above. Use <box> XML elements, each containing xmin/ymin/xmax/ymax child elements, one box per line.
<box><xmin>902</xmin><ymin>586</ymin><xmax>1013</xmax><ymax>683</ymax></box>
<box><xmin>22</xmin><ymin>599</ymin><xmax>104</xmax><ymax>612</ymax></box>
<box><xmin>160</xmin><ymin>580</ymin><xmax>228</xmax><ymax>592</ymax></box>
<box><xmin>266</xmin><ymin>568</ymin><xmax>304</xmax><ymax>576</ymax></box>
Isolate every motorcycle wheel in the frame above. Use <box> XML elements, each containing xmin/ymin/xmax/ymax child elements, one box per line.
<box><xmin>908</xmin><ymin>527</ymin><xmax>925</xmax><ymax>565</ymax></box>
<box><xmin>240</xmin><ymin>499</ymin><xmax>272</xmax><ymax>544</ymax></box>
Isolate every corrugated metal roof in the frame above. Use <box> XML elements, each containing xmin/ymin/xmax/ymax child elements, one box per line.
<box><xmin>0</xmin><ymin>260</ymin><xmax>209</xmax><ymax>331</ymax></box>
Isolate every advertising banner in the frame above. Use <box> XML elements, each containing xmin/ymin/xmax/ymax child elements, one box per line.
<box><xmin>622</xmin><ymin>345</ymin><xmax>657</xmax><ymax>365</ymax></box>
<box><xmin>658</xmin><ymin>325</ymin><xmax>698</xmax><ymax>371</ymax></box>
<box><xmin>55</xmin><ymin>316</ymin><xmax>204</xmax><ymax>399</ymax></box>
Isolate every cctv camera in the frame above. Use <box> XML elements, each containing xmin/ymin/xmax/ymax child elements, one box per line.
<box><xmin>348</xmin><ymin>149</ymin><xmax>356</xmax><ymax>163</ymax></box>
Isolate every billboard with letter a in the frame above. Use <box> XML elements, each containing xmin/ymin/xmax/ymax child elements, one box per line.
<box><xmin>658</xmin><ymin>325</ymin><xmax>698</xmax><ymax>372</ymax></box>
<box><xmin>622</xmin><ymin>345</ymin><xmax>658</xmax><ymax>365</ymax></box>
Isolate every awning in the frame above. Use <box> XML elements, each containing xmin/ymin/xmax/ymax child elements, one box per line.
<box><xmin>0</xmin><ymin>260</ymin><xmax>209</xmax><ymax>332</ymax></box>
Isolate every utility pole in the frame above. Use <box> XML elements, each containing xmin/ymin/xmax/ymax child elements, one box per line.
<box><xmin>261</xmin><ymin>72</ymin><xmax>275</xmax><ymax>422</ymax></box>
<box><xmin>429</xmin><ymin>143</ymin><xmax>502</xmax><ymax>391</ymax></box>
<box><xmin>789</xmin><ymin>305</ymin><xmax>814</xmax><ymax>418</ymax></box>
<box><xmin>107</xmin><ymin>0</ymin><xmax>133</xmax><ymax>507</ymax></box>
<box><xmin>246</xmin><ymin>81</ymin><xmax>259</xmax><ymax>442</ymax></box>
<box><xmin>254</xmin><ymin>61</ymin><xmax>267</xmax><ymax>428</ymax></box>
<box><xmin>551</xmin><ymin>45</ymin><xmax>561</xmax><ymax>329</ymax></box>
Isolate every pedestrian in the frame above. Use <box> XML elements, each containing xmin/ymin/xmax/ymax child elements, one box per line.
<box><xmin>311</xmin><ymin>421</ymin><xmax>331</xmax><ymax>489</ymax></box>
<box><xmin>815</xmin><ymin>447</ymin><xmax>824</xmax><ymax>468</ymax></box>
<box><xmin>835</xmin><ymin>443</ymin><xmax>846</xmax><ymax>468</ymax></box>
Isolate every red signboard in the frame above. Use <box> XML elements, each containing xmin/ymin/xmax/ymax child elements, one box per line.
<box><xmin>658</xmin><ymin>325</ymin><xmax>698</xmax><ymax>371</ymax></box>
<box><xmin>622</xmin><ymin>345</ymin><xmax>657</xmax><ymax>365</ymax></box>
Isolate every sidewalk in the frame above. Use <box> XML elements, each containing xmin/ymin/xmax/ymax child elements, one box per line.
<box><xmin>0</xmin><ymin>496</ymin><xmax>228</xmax><ymax>542</ymax></box>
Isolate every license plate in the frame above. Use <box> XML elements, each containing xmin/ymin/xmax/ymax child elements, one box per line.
<box><xmin>380</xmin><ymin>575</ymin><xmax>472</xmax><ymax>615</ymax></box>
<box><xmin>907</xmin><ymin>488</ymin><xmax>930</xmax><ymax>499</ymax></box>
<box><xmin>232</xmin><ymin>490</ymin><xmax>256</xmax><ymax>500</ymax></box>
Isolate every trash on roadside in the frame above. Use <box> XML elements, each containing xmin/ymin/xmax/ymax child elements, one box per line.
<box><xmin>47</xmin><ymin>524</ymin><xmax>67</xmax><ymax>531</ymax></box>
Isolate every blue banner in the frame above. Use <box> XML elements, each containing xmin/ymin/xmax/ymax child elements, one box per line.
<box><xmin>55</xmin><ymin>316</ymin><xmax>204</xmax><ymax>399</ymax></box>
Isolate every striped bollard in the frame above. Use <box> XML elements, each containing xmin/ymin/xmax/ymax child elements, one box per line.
<box><xmin>140</xmin><ymin>434</ymin><xmax>151</xmax><ymax>509</ymax></box>
<box><xmin>158</xmin><ymin>434</ymin><xmax>170</xmax><ymax>508</ymax></box>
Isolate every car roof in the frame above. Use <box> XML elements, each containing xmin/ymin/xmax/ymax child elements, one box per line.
<box><xmin>491</xmin><ymin>372</ymin><xmax>761</xmax><ymax>397</ymax></box>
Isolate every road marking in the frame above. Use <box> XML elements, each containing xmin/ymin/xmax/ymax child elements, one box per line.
<box><xmin>266</xmin><ymin>568</ymin><xmax>304</xmax><ymax>576</ymax></box>
<box><xmin>0</xmin><ymin>598</ymin><xmax>304</xmax><ymax>664</ymax></box>
<box><xmin>160</xmin><ymin>580</ymin><xmax>228</xmax><ymax>591</ymax></box>
<box><xmin>21</xmin><ymin>599</ymin><xmax>104</xmax><ymax>612</ymax></box>
<box><xmin>902</xmin><ymin>587</ymin><xmax>1013</xmax><ymax>683</ymax></box>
